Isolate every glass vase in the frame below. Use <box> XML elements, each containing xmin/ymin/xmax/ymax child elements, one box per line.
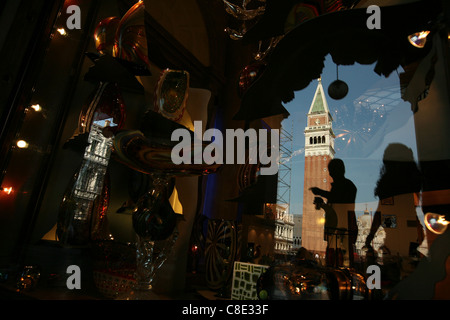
<box><xmin>117</xmin><ymin>173</ymin><xmax>179</xmax><ymax>300</ymax></box>
<box><xmin>118</xmin><ymin>232</ymin><xmax>178</xmax><ymax>300</ymax></box>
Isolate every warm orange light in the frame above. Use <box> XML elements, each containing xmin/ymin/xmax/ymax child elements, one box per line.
<box><xmin>30</xmin><ymin>104</ymin><xmax>42</xmax><ymax>112</ymax></box>
<box><xmin>408</xmin><ymin>31</ymin><xmax>430</xmax><ymax>48</ymax></box>
<box><xmin>2</xmin><ymin>187</ymin><xmax>13</xmax><ymax>195</ymax></box>
<box><xmin>425</xmin><ymin>212</ymin><xmax>449</xmax><ymax>235</ymax></box>
<box><xmin>16</xmin><ymin>140</ymin><xmax>29</xmax><ymax>148</ymax></box>
<box><xmin>57</xmin><ymin>28</ymin><xmax>67</xmax><ymax>36</ymax></box>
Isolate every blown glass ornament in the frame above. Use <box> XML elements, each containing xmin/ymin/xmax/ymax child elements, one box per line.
<box><xmin>57</xmin><ymin>82</ymin><xmax>126</xmax><ymax>246</ymax></box>
<box><xmin>112</xmin><ymin>1</ymin><xmax>149</xmax><ymax>67</ymax></box>
<box><xmin>131</xmin><ymin>174</ymin><xmax>177</xmax><ymax>241</ymax></box>
<box><xmin>154</xmin><ymin>69</ymin><xmax>189</xmax><ymax>121</ymax></box>
<box><xmin>94</xmin><ymin>17</ymin><xmax>120</xmax><ymax>56</ymax></box>
<box><xmin>238</xmin><ymin>62</ymin><xmax>265</xmax><ymax>97</ymax></box>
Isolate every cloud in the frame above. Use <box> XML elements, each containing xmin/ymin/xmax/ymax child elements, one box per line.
<box><xmin>279</xmin><ymin>148</ymin><xmax>304</xmax><ymax>164</ymax></box>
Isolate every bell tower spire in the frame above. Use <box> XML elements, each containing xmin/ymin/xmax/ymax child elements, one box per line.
<box><xmin>301</xmin><ymin>79</ymin><xmax>335</xmax><ymax>255</ymax></box>
<box><xmin>305</xmin><ymin>79</ymin><xmax>335</xmax><ymax>157</ymax></box>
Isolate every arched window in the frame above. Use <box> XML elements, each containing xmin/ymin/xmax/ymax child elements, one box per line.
<box><xmin>318</xmin><ymin>136</ymin><xmax>322</xmax><ymax>143</ymax></box>
<box><xmin>310</xmin><ymin>137</ymin><xmax>313</xmax><ymax>145</ymax></box>
<box><xmin>322</xmin><ymin>135</ymin><xmax>325</xmax><ymax>143</ymax></box>
<box><xmin>314</xmin><ymin>136</ymin><xmax>317</xmax><ymax>144</ymax></box>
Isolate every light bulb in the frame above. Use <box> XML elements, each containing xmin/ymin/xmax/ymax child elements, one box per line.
<box><xmin>424</xmin><ymin>212</ymin><xmax>449</xmax><ymax>235</ymax></box>
<box><xmin>30</xmin><ymin>104</ymin><xmax>42</xmax><ymax>112</ymax></box>
<box><xmin>16</xmin><ymin>140</ymin><xmax>29</xmax><ymax>148</ymax></box>
<box><xmin>2</xmin><ymin>187</ymin><xmax>13</xmax><ymax>195</ymax></box>
<box><xmin>57</xmin><ymin>28</ymin><xmax>67</xmax><ymax>36</ymax></box>
<box><xmin>408</xmin><ymin>31</ymin><xmax>430</xmax><ymax>48</ymax></box>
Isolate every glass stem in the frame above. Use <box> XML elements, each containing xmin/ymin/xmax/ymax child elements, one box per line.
<box><xmin>134</xmin><ymin>235</ymin><xmax>156</xmax><ymax>290</ymax></box>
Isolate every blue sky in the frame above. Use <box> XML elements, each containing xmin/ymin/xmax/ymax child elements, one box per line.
<box><xmin>281</xmin><ymin>54</ymin><xmax>419</xmax><ymax>216</ymax></box>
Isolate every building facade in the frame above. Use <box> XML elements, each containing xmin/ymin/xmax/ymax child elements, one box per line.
<box><xmin>273</xmin><ymin>203</ymin><xmax>295</xmax><ymax>253</ymax></box>
<box><xmin>263</xmin><ymin>203</ymin><xmax>294</xmax><ymax>254</ymax></box>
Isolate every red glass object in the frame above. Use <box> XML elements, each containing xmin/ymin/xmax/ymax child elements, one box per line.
<box><xmin>238</xmin><ymin>62</ymin><xmax>265</xmax><ymax>97</ymax></box>
<box><xmin>57</xmin><ymin>82</ymin><xmax>126</xmax><ymax>246</ymax></box>
<box><xmin>112</xmin><ymin>1</ymin><xmax>149</xmax><ymax>67</ymax></box>
<box><xmin>78</xmin><ymin>82</ymin><xmax>126</xmax><ymax>134</ymax></box>
<box><xmin>94</xmin><ymin>17</ymin><xmax>120</xmax><ymax>56</ymax></box>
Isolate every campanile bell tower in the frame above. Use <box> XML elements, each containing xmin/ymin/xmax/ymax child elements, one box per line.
<box><xmin>301</xmin><ymin>78</ymin><xmax>335</xmax><ymax>255</ymax></box>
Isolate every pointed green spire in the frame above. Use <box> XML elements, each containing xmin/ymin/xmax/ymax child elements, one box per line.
<box><xmin>308</xmin><ymin>78</ymin><xmax>329</xmax><ymax>114</ymax></box>
<box><xmin>310</xmin><ymin>88</ymin><xmax>325</xmax><ymax>113</ymax></box>
<box><xmin>308</xmin><ymin>78</ymin><xmax>333</xmax><ymax>120</ymax></box>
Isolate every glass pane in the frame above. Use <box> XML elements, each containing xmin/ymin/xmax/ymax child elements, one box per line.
<box><xmin>0</xmin><ymin>0</ymin><xmax>98</xmax><ymax>261</ymax></box>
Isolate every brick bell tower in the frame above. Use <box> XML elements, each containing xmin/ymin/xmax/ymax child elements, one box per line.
<box><xmin>301</xmin><ymin>78</ymin><xmax>335</xmax><ymax>256</ymax></box>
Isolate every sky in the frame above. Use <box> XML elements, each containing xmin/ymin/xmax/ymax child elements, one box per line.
<box><xmin>280</xmin><ymin>54</ymin><xmax>419</xmax><ymax>217</ymax></box>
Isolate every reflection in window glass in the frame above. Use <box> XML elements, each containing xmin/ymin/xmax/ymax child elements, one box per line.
<box><xmin>282</xmin><ymin>54</ymin><xmax>427</xmax><ymax>270</ymax></box>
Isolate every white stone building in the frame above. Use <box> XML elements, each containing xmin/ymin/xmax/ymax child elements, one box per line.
<box><xmin>266</xmin><ymin>203</ymin><xmax>295</xmax><ymax>253</ymax></box>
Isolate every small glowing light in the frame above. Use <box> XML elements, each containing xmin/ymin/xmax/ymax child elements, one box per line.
<box><xmin>425</xmin><ymin>212</ymin><xmax>449</xmax><ymax>235</ymax></box>
<box><xmin>30</xmin><ymin>104</ymin><xmax>42</xmax><ymax>112</ymax></box>
<box><xmin>16</xmin><ymin>140</ymin><xmax>29</xmax><ymax>148</ymax></box>
<box><xmin>2</xmin><ymin>187</ymin><xmax>13</xmax><ymax>194</ymax></box>
<box><xmin>408</xmin><ymin>31</ymin><xmax>430</xmax><ymax>48</ymax></box>
<box><xmin>57</xmin><ymin>28</ymin><xmax>67</xmax><ymax>36</ymax></box>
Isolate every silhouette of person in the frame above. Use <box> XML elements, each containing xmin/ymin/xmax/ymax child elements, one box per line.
<box><xmin>365</xmin><ymin>143</ymin><xmax>424</xmax><ymax>290</ymax></box>
<box><xmin>310</xmin><ymin>158</ymin><xmax>357</xmax><ymax>204</ymax></box>
<box><xmin>310</xmin><ymin>158</ymin><xmax>358</xmax><ymax>266</ymax></box>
